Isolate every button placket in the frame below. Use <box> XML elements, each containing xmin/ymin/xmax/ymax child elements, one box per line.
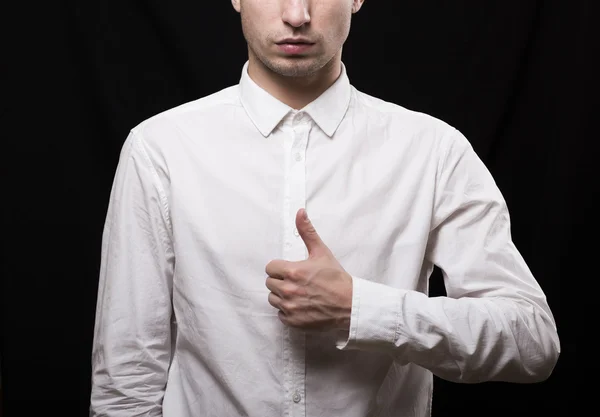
<box><xmin>289</xmin><ymin>121</ymin><xmax>309</xmax><ymax>258</ymax></box>
<box><xmin>281</xmin><ymin>121</ymin><xmax>296</xmax><ymax>417</ymax></box>
<box><xmin>288</xmin><ymin>117</ymin><xmax>308</xmax><ymax>417</ymax></box>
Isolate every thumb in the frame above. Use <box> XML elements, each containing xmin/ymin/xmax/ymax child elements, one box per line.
<box><xmin>296</xmin><ymin>208</ymin><xmax>329</xmax><ymax>258</ymax></box>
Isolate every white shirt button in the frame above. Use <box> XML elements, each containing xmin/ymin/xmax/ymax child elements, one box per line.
<box><xmin>293</xmin><ymin>228</ymin><xmax>299</xmax><ymax>237</ymax></box>
<box><xmin>292</xmin><ymin>391</ymin><xmax>301</xmax><ymax>403</ymax></box>
<box><xmin>294</xmin><ymin>152</ymin><xmax>303</xmax><ymax>161</ymax></box>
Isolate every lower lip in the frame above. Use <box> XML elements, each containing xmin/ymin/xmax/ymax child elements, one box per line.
<box><xmin>277</xmin><ymin>43</ymin><xmax>314</xmax><ymax>54</ymax></box>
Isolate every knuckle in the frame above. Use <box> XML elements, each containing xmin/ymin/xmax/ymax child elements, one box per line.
<box><xmin>286</xmin><ymin>267</ymin><xmax>303</xmax><ymax>281</ymax></box>
<box><xmin>280</xmin><ymin>283</ymin><xmax>297</xmax><ymax>298</ymax></box>
<box><xmin>280</xmin><ymin>300</ymin><xmax>296</xmax><ymax>313</ymax></box>
<box><xmin>282</xmin><ymin>266</ymin><xmax>294</xmax><ymax>278</ymax></box>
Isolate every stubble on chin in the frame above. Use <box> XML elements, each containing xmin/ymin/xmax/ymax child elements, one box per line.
<box><xmin>251</xmin><ymin>44</ymin><xmax>333</xmax><ymax>79</ymax></box>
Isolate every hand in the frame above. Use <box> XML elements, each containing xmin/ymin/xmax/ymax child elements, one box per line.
<box><xmin>265</xmin><ymin>208</ymin><xmax>353</xmax><ymax>331</ymax></box>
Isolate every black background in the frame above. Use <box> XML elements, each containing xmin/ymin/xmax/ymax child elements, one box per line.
<box><xmin>3</xmin><ymin>1</ymin><xmax>592</xmax><ymax>416</ymax></box>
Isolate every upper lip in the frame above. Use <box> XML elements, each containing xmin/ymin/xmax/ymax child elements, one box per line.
<box><xmin>276</xmin><ymin>38</ymin><xmax>314</xmax><ymax>44</ymax></box>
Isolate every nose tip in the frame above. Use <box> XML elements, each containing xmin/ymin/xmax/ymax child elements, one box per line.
<box><xmin>282</xmin><ymin>1</ymin><xmax>311</xmax><ymax>27</ymax></box>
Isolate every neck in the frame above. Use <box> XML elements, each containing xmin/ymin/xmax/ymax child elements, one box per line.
<box><xmin>247</xmin><ymin>51</ymin><xmax>342</xmax><ymax>110</ymax></box>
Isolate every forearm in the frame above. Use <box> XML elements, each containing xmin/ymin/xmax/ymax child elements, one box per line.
<box><xmin>90</xmin><ymin>308</ymin><xmax>172</xmax><ymax>416</ymax></box>
<box><xmin>90</xmin><ymin>343</ymin><xmax>170</xmax><ymax>416</ymax></box>
<box><xmin>337</xmin><ymin>276</ymin><xmax>560</xmax><ymax>383</ymax></box>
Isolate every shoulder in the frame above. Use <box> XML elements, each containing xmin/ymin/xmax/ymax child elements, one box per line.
<box><xmin>351</xmin><ymin>86</ymin><xmax>469</xmax><ymax>157</ymax></box>
<box><xmin>130</xmin><ymin>84</ymin><xmax>241</xmax><ymax>145</ymax></box>
<box><xmin>353</xmin><ymin>87</ymin><xmax>457</xmax><ymax>136</ymax></box>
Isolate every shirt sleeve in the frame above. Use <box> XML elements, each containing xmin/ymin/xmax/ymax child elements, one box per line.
<box><xmin>336</xmin><ymin>129</ymin><xmax>560</xmax><ymax>383</ymax></box>
<box><xmin>90</xmin><ymin>129</ymin><xmax>175</xmax><ymax>416</ymax></box>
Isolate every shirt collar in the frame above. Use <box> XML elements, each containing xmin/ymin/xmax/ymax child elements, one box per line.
<box><xmin>239</xmin><ymin>60</ymin><xmax>352</xmax><ymax>138</ymax></box>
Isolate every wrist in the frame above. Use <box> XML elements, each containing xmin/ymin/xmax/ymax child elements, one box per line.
<box><xmin>336</xmin><ymin>273</ymin><xmax>353</xmax><ymax>331</ymax></box>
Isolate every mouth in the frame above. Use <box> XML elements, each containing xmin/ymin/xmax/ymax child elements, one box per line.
<box><xmin>275</xmin><ymin>39</ymin><xmax>315</xmax><ymax>54</ymax></box>
<box><xmin>276</xmin><ymin>38</ymin><xmax>315</xmax><ymax>45</ymax></box>
<box><xmin>276</xmin><ymin>43</ymin><xmax>314</xmax><ymax>55</ymax></box>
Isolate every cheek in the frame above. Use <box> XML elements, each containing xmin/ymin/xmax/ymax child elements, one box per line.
<box><xmin>242</xmin><ymin>10</ymin><xmax>275</xmax><ymax>44</ymax></box>
<box><xmin>322</xmin><ymin>10</ymin><xmax>352</xmax><ymax>43</ymax></box>
<box><xmin>241</xmin><ymin>17</ymin><xmax>261</xmax><ymax>45</ymax></box>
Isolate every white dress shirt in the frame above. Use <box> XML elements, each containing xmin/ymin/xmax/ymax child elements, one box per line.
<box><xmin>90</xmin><ymin>61</ymin><xmax>560</xmax><ymax>417</ymax></box>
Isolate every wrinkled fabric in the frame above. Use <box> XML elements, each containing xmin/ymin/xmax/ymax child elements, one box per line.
<box><xmin>90</xmin><ymin>61</ymin><xmax>559</xmax><ymax>417</ymax></box>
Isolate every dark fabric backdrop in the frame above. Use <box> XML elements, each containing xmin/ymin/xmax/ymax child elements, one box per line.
<box><xmin>3</xmin><ymin>1</ymin><xmax>593</xmax><ymax>416</ymax></box>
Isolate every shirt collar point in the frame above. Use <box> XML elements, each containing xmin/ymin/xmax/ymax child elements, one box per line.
<box><xmin>239</xmin><ymin>60</ymin><xmax>352</xmax><ymax>138</ymax></box>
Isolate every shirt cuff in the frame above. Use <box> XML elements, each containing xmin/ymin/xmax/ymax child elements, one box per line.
<box><xmin>336</xmin><ymin>276</ymin><xmax>405</xmax><ymax>351</ymax></box>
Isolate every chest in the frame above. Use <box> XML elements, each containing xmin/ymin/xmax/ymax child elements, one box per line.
<box><xmin>167</xmin><ymin>128</ymin><xmax>437</xmax><ymax>295</ymax></box>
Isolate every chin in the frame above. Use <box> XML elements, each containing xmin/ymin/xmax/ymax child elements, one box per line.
<box><xmin>265</xmin><ymin>57</ymin><xmax>325</xmax><ymax>78</ymax></box>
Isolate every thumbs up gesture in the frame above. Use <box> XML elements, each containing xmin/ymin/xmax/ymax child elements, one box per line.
<box><xmin>265</xmin><ymin>208</ymin><xmax>353</xmax><ymax>331</ymax></box>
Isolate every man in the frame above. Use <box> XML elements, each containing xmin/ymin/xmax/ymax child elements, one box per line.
<box><xmin>90</xmin><ymin>0</ymin><xmax>560</xmax><ymax>416</ymax></box>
